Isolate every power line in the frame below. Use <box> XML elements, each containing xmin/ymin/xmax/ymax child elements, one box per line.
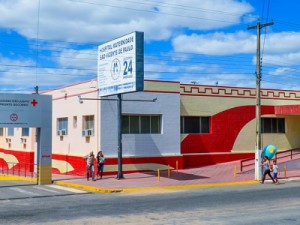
<box><xmin>67</xmin><ymin>0</ymin><xmax>242</xmax><ymax>25</ymax></box>
<box><xmin>35</xmin><ymin>0</ymin><xmax>41</xmax><ymax>93</ymax></box>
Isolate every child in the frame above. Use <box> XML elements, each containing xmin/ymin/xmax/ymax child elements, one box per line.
<box><xmin>272</xmin><ymin>160</ymin><xmax>279</xmax><ymax>184</ymax></box>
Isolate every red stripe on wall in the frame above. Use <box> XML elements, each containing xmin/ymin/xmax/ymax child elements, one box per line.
<box><xmin>181</xmin><ymin>105</ymin><xmax>275</xmax><ymax>154</ymax></box>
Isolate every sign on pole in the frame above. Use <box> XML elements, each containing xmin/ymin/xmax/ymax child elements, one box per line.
<box><xmin>97</xmin><ymin>31</ymin><xmax>144</xmax><ymax>97</ymax></box>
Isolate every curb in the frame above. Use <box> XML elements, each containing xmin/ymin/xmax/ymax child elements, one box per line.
<box><xmin>0</xmin><ymin>174</ymin><xmax>37</xmax><ymax>183</ymax></box>
<box><xmin>54</xmin><ymin>181</ymin><xmax>123</xmax><ymax>193</ymax></box>
<box><xmin>54</xmin><ymin>180</ymin><xmax>259</xmax><ymax>193</ymax></box>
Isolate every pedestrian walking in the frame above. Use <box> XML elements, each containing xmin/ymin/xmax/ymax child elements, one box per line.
<box><xmin>84</xmin><ymin>151</ymin><xmax>95</xmax><ymax>181</ymax></box>
<box><xmin>96</xmin><ymin>150</ymin><xmax>105</xmax><ymax>179</ymax></box>
<box><xmin>261</xmin><ymin>156</ymin><xmax>275</xmax><ymax>184</ymax></box>
<box><xmin>272</xmin><ymin>159</ymin><xmax>279</xmax><ymax>184</ymax></box>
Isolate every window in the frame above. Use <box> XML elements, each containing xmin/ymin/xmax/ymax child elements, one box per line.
<box><xmin>57</xmin><ymin>117</ymin><xmax>68</xmax><ymax>135</ymax></box>
<box><xmin>181</xmin><ymin>116</ymin><xmax>210</xmax><ymax>134</ymax></box>
<box><xmin>22</xmin><ymin>128</ymin><xmax>30</xmax><ymax>136</ymax></box>
<box><xmin>122</xmin><ymin>115</ymin><xmax>161</xmax><ymax>134</ymax></box>
<box><xmin>7</xmin><ymin>127</ymin><xmax>14</xmax><ymax>136</ymax></box>
<box><xmin>82</xmin><ymin>115</ymin><xmax>94</xmax><ymax>136</ymax></box>
<box><xmin>73</xmin><ymin>116</ymin><xmax>77</xmax><ymax>128</ymax></box>
<box><xmin>261</xmin><ymin>118</ymin><xmax>285</xmax><ymax>133</ymax></box>
<box><xmin>0</xmin><ymin>128</ymin><xmax>3</xmax><ymax>136</ymax></box>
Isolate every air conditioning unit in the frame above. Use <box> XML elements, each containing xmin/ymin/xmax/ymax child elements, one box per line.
<box><xmin>6</xmin><ymin>138</ymin><xmax>11</xmax><ymax>143</ymax></box>
<box><xmin>82</xmin><ymin>129</ymin><xmax>94</xmax><ymax>136</ymax></box>
<box><xmin>57</xmin><ymin>129</ymin><xmax>67</xmax><ymax>136</ymax></box>
<box><xmin>87</xmin><ymin>129</ymin><xmax>94</xmax><ymax>136</ymax></box>
<box><xmin>20</xmin><ymin>138</ymin><xmax>27</xmax><ymax>143</ymax></box>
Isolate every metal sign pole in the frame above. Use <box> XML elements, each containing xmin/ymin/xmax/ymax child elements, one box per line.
<box><xmin>116</xmin><ymin>93</ymin><xmax>124</xmax><ymax>179</ymax></box>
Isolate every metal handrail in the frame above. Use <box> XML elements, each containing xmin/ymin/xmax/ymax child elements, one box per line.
<box><xmin>240</xmin><ymin>148</ymin><xmax>300</xmax><ymax>172</ymax></box>
<box><xmin>0</xmin><ymin>162</ymin><xmax>37</xmax><ymax>178</ymax></box>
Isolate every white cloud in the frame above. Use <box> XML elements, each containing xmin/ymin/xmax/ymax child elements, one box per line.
<box><xmin>263</xmin><ymin>32</ymin><xmax>300</xmax><ymax>54</ymax></box>
<box><xmin>173</xmin><ymin>31</ymin><xmax>300</xmax><ymax>57</ymax></box>
<box><xmin>57</xmin><ymin>48</ymin><xmax>97</xmax><ymax>70</ymax></box>
<box><xmin>263</xmin><ymin>52</ymin><xmax>300</xmax><ymax>66</ymax></box>
<box><xmin>0</xmin><ymin>54</ymin><xmax>94</xmax><ymax>92</ymax></box>
<box><xmin>269</xmin><ymin>67</ymin><xmax>292</xmax><ymax>76</ymax></box>
<box><xmin>0</xmin><ymin>0</ymin><xmax>253</xmax><ymax>42</ymax></box>
<box><xmin>172</xmin><ymin>31</ymin><xmax>256</xmax><ymax>55</ymax></box>
<box><xmin>176</xmin><ymin>72</ymin><xmax>255</xmax><ymax>88</ymax></box>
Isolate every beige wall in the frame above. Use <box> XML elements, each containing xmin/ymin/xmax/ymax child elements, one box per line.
<box><xmin>180</xmin><ymin>84</ymin><xmax>300</xmax><ymax>152</ymax></box>
<box><xmin>44</xmin><ymin>80</ymin><xmax>100</xmax><ymax>156</ymax></box>
<box><xmin>0</xmin><ymin>128</ymin><xmax>35</xmax><ymax>152</ymax></box>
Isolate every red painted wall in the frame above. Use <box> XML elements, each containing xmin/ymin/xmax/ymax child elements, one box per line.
<box><xmin>181</xmin><ymin>105</ymin><xmax>275</xmax><ymax>154</ymax></box>
<box><xmin>0</xmin><ymin>148</ymin><xmax>34</xmax><ymax>176</ymax></box>
<box><xmin>181</xmin><ymin>105</ymin><xmax>275</xmax><ymax>168</ymax></box>
<box><xmin>52</xmin><ymin>154</ymin><xmax>183</xmax><ymax>176</ymax></box>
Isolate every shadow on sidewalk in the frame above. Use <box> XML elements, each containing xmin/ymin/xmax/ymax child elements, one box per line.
<box><xmin>142</xmin><ymin>171</ymin><xmax>210</xmax><ymax>181</ymax></box>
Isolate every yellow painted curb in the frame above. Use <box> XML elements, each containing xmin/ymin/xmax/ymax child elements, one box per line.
<box><xmin>122</xmin><ymin>180</ymin><xmax>259</xmax><ymax>193</ymax></box>
<box><xmin>0</xmin><ymin>174</ymin><xmax>37</xmax><ymax>183</ymax></box>
<box><xmin>55</xmin><ymin>181</ymin><xmax>123</xmax><ymax>193</ymax></box>
<box><xmin>55</xmin><ymin>180</ymin><xmax>259</xmax><ymax>194</ymax></box>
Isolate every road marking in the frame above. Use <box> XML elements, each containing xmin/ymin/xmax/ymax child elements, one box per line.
<box><xmin>47</xmin><ymin>184</ymin><xmax>87</xmax><ymax>193</ymax></box>
<box><xmin>9</xmin><ymin>187</ymin><xmax>40</xmax><ymax>196</ymax></box>
<box><xmin>33</xmin><ymin>185</ymin><xmax>60</xmax><ymax>194</ymax></box>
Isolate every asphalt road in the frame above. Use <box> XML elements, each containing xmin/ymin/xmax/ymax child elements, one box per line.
<box><xmin>0</xmin><ymin>181</ymin><xmax>300</xmax><ymax>225</ymax></box>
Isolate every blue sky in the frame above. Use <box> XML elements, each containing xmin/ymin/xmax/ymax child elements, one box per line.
<box><xmin>1</xmin><ymin>0</ymin><xmax>300</xmax><ymax>93</ymax></box>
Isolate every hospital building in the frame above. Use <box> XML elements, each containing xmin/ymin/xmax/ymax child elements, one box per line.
<box><xmin>1</xmin><ymin>79</ymin><xmax>300</xmax><ymax>176</ymax></box>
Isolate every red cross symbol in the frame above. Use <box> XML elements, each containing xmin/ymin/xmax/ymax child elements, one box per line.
<box><xmin>31</xmin><ymin>99</ymin><xmax>38</xmax><ymax>107</ymax></box>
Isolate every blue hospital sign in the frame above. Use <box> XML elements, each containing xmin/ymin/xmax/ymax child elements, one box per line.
<box><xmin>0</xmin><ymin>93</ymin><xmax>52</xmax><ymax>184</ymax></box>
<box><xmin>0</xmin><ymin>94</ymin><xmax>51</xmax><ymax>127</ymax></box>
<box><xmin>97</xmin><ymin>31</ymin><xmax>144</xmax><ymax>97</ymax></box>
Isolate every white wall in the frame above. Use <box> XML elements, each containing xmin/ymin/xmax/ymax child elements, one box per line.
<box><xmin>100</xmin><ymin>91</ymin><xmax>181</xmax><ymax>157</ymax></box>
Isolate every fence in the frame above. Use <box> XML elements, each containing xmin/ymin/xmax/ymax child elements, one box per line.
<box><xmin>240</xmin><ymin>148</ymin><xmax>300</xmax><ymax>172</ymax></box>
<box><xmin>0</xmin><ymin>162</ymin><xmax>37</xmax><ymax>178</ymax></box>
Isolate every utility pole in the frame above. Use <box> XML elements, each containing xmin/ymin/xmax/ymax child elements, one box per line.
<box><xmin>248</xmin><ymin>20</ymin><xmax>274</xmax><ymax>181</ymax></box>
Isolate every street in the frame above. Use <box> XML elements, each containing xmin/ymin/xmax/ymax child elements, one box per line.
<box><xmin>0</xmin><ymin>181</ymin><xmax>300</xmax><ymax>224</ymax></box>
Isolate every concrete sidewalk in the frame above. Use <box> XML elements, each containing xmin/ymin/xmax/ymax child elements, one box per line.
<box><xmin>51</xmin><ymin>161</ymin><xmax>262</xmax><ymax>193</ymax></box>
<box><xmin>2</xmin><ymin>159</ymin><xmax>299</xmax><ymax>193</ymax></box>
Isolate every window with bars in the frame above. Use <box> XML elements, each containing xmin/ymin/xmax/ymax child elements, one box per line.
<box><xmin>82</xmin><ymin>115</ymin><xmax>94</xmax><ymax>136</ymax></box>
<box><xmin>261</xmin><ymin>118</ymin><xmax>285</xmax><ymax>133</ymax></box>
<box><xmin>122</xmin><ymin>115</ymin><xmax>161</xmax><ymax>134</ymax></box>
<box><xmin>21</xmin><ymin>128</ymin><xmax>30</xmax><ymax>136</ymax></box>
<box><xmin>7</xmin><ymin>127</ymin><xmax>14</xmax><ymax>136</ymax></box>
<box><xmin>57</xmin><ymin>117</ymin><xmax>68</xmax><ymax>135</ymax></box>
<box><xmin>181</xmin><ymin>116</ymin><xmax>210</xmax><ymax>134</ymax></box>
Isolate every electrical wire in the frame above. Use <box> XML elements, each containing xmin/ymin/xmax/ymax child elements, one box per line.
<box><xmin>0</xmin><ymin>0</ymin><xmax>300</xmax><ymax>91</ymax></box>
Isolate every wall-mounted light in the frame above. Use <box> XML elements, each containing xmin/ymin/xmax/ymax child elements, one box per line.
<box><xmin>78</xmin><ymin>95</ymin><xmax>83</xmax><ymax>104</ymax></box>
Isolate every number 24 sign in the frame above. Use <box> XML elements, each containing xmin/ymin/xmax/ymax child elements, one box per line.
<box><xmin>123</xmin><ymin>57</ymin><xmax>133</xmax><ymax>77</ymax></box>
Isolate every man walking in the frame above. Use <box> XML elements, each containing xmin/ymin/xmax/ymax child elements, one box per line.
<box><xmin>84</xmin><ymin>151</ymin><xmax>95</xmax><ymax>181</ymax></box>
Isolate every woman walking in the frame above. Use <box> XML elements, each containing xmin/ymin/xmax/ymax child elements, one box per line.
<box><xmin>96</xmin><ymin>151</ymin><xmax>105</xmax><ymax>179</ymax></box>
<box><xmin>261</xmin><ymin>156</ymin><xmax>275</xmax><ymax>184</ymax></box>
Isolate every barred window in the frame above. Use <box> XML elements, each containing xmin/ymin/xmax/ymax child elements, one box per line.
<box><xmin>261</xmin><ymin>118</ymin><xmax>285</xmax><ymax>133</ymax></box>
<box><xmin>181</xmin><ymin>116</ymin><xmax>210</xmax><ymax>134</ymax></box>
<box><xmin>122</xmin><ymin>115</ymin><xmax>161</xmax><ymax>134</ymax></box>
<box><xmin>22</xmin><ymin>128</ymin><xmax>30</xmax><ymax>136</ymax></box>
<box><xmin>57</xmin><ymin>117</ymin><xmax>68</xmax><ymax>135</ymax></box>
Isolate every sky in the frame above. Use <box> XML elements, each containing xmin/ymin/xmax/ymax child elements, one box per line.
<box><xmin>1</xmin><ymin>0</ymin><xmax>300</xmax><ymax>93</ymax></box>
